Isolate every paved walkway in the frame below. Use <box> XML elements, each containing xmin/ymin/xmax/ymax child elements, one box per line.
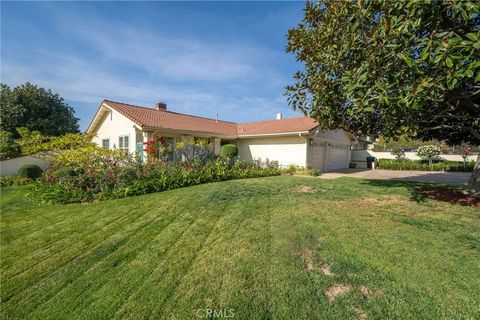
<box><xmin>318</xmin><ymin>169</ymin><xmax>471</xmax><ymax>185</ymax></box>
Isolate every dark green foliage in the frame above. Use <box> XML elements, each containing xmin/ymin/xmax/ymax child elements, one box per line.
<box><xmin>286</xmin><ymin>1</ymin><xmax>480</xmax><ymax>145</ymax></box>
<box><xmin>377</xmin><ymin>159</ymin><xmax>475</xmax><ymax>172</ymax></box>
<box><xmin>34</xmin><ymin>157</ymin><xmax>281</xmax><ymax>203</ymax></box>
<box><xmin>348</xmin><ymin>162</ymin><xmax>357</xmax><ymax>169</ymax></box>
<box><xmin>220</xmin><ymin>144</ymin><xmax>238</xmax><ymax>157</ymax></box>
<box><xmin>17</xmin><ymin>165</ymin><xmax>43</xmax><ymax>179</ymax></box>
<box><xmin>0</xmin><ymin>176</ymin><xmax>32</xmax><ymax>187</ymax></box>
<box><xmin>307</xmin><ymin>168</ymin><xmax>321</xmax><ymax>176</ymax></box>
<box><xmin>0</xmin><ymin>131</ymin><xmax>20</xmax><ymax>160</ymax></box>
<box><xmin>0</xmin><ymin>83</ymin><xmax>79</xmax><ymax>137</ymax></box>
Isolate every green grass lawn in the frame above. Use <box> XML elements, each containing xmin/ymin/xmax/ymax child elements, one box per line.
<box><xmin>1</xmin><ymin>176</ymin><xmax>479</xmax><ymax>319</ymax></box>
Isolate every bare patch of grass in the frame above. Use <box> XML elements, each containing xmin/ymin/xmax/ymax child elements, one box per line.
<box><xmin>325</xmin><ymin>284</ymin><xmax>352</xmax><ymax>301</ymax></box>
<box><xmin>356</xmin><ymin>285</ymin><xmax>371</xmax><ymax>299</ymax></box>
<box><xmin>351</xmin><ymin>307</ymin><xmax>367</xmax><ymax>320</ymax></box>
<box><xmin>320</xmin><ymin>264</ymin><xmax>335</xmax><ymax>276</ymax></box>
<box><xmin>293</xmin><ymin>185</ymin><xmax>317</xmax><ymax>193</ymax></box>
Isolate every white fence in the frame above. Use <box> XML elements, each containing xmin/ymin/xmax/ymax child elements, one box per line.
<box><xmin>351</xmin><ymin>150</ymin><xmax>477</xmax><ymax>168</ymax></box>
<box><xmin>0</xmin><ymin>156</ymin><xmax>49</xmax><ymax>177</ymax></box>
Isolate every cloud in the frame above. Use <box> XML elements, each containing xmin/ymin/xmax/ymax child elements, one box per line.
<box><xmin>0</xmin><ymin>2</ymin><xmax>302</xmax><ymax>130</ymax></box>
<box><xmin>60</xmin><ymin>18</ymin><xmax>276</xmax><ymax>83</ymax></box>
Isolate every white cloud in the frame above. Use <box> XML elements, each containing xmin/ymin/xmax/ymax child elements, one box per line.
<box><xmin>0</xmin><ymin>4</ymin><xmax>301</xmax><ymax>129</ymax></box>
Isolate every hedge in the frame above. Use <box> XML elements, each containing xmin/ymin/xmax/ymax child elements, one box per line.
<box><xmin>377</xmin><ymin>159</ymin><xmax>474</xmax><ymax>172</ymax></box>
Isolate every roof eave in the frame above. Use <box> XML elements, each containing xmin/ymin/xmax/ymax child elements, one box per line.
<box><xmin>141</xmin><ymin>126</ymin><xmax>238</xmax><ymax>140</ymax></box>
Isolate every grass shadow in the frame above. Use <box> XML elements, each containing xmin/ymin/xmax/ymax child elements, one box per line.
<box><xmin>357</xmin><ymin>178</ymin><xmax>479</xmax><ymax>208</ymax></box>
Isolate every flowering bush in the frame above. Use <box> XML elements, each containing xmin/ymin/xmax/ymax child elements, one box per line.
<box><xmin>143</xmin><ymin>137</ymin><xmax>175</xmax><ymax>161</ymax></box>
<box><xmin>32</xmin><ymin>149</ymin><xmax>281</xmax><ymax>203</ymax></box>
<box><xmin>416</xmin><ymin>145</ymin><xmax>442</xmax><ymax>165</ymax></box>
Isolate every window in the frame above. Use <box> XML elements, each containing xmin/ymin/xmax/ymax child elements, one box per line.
<box><xmin>101</xmin><ymin>139</ymin><xmax>110</xmax><ymax>149</ymax></box>
<box><xmin>118</xmin><ymin>136</ymin><xmax>129</xmax><ymax>154</ymax></box>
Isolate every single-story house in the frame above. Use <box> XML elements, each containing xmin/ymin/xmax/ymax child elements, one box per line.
<box><xmin>87</xmin><ymin>100</ymin><xmax>357</xmax><ymax>171</ymax></box>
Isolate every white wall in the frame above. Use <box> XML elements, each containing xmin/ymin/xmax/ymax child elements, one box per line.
<box><xmin>237</xmin><ymin>136</ymin><xmax>308</xmax><ymax>167</ymax></box>
<box><xmin>1</xmin><ymin>156</ymin><xmax>49</xmax><ymax>176</ymax></box>
<box><xmin>352</xmin><ymin>150</ymin><xmax>477</xmax><ymax>162</ymax></box>
<box><xmin>91</xmin><ymin>108</ymin><xmax>139</xmax><ymax>153</ymax></box>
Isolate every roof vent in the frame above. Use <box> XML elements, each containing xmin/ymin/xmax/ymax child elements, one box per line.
<box><xmin>276</xmin><ymin>112</ymin><xmax>282</xmax><ymax>120</ymax></box>
<box><xmin>155</xmin><ymin>102</ymin><xmax>167</xmax><ymax>111</ymax></box>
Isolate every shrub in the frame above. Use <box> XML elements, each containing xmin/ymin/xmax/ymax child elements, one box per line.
<box><xmin>0</xmin><ymin>176</ymin><xmax>32</xmax><ymax>187</ymax></box>
<box><xmin>175</xmin><ymin>139</ymin><xmax>215</xmax><ymax>163</ymax></box>
<box><xmin>0</xmin><ymin>130</ymin><xmax>20</xmax><ymax>160</ymax></box>
<box><xmin>377</xmin><ymin>159</ymin><xmax>474</xmax><ymax>172</ymax></box>
<box><xmin>307</xmin><ymin>168</ymin><xmax>321</xmax><ymax>177</ymax></box>
<box><xmin>18</xmin><ymin>164</ymin><xmax>43</xmax><ymax>179</ymax></box>
<box><xmin>16</xmin><ymin>127</ymin><xmax>94</xmax><ymax>157</ymax></box>
<box><xmin>284</xmin><ymin>164</ymin><xmax>297</xmax><ymax>175</ymax></box>
<box><xmin>32</xmin><ymin>154</ymin><xmax>281</xmax><ymax>204</ymax></box>
<box><xmin>349</xmin><ymin>162</ymin><xmax>357</xmax><ymax>168</ymax></box>
<box><xmin>220</xmin><ymin>144</ymin><xmax>238</xmax><ymax>158</ymax></box>
<box><xmin>416</xmin><ymin>145</ymin><xmax>441</xmax><ymax>165</ymax></box>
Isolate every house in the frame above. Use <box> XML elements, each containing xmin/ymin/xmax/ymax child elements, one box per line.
<box><xmin>87</xmin><ymin>100</ymin><xmax>356</xmax><ymax>171</ymax></box>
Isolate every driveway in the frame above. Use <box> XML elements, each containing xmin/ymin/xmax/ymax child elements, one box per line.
<box><xmin>318</xmin><ymin>169</ymin><xmax>471</xmax><ymax>185</ymax></box>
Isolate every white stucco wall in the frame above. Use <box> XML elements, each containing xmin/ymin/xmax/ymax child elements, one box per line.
<box><xmin>351</xmin><ymin>150</ymin><xmax>477</xmax><ymax>162</ymax></box>
<box><xmin>237</xmin><ymin>135</ymin><xmax>308</xmax><ymax>167</ymax></box>
<box><xmin>0</xmin><ymin>156</ymin><xmax>49</xmax><ymax>176</ymax></box>
<box><xmin>91</xmin><ymin>108</ymin><xmax>139</xmax><ymax>153</ymax></box>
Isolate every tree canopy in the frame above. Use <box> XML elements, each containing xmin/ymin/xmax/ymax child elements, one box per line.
<box><xmin>286</xmin><ymin>0</ymin><xmax>480</xmax><ymax>145</ymax></box>
<box><xmin>0</xmin><ymin>83</ymin><xmax>79</xmax><ymax>137</ymax></box>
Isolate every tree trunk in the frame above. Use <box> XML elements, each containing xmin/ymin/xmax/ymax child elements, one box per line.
<box><xmin>467</xmin><ymin>153</ymin><xmax>480</xmax><ymax>195</ymax></box>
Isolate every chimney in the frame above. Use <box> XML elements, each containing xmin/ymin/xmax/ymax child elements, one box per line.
<box><xmin>276</xmin><ymin>112</ymin><xmax>283</xmax><ymax>120</ymax></box>
<box><xmin>155</xmin><ymin>102</ymin><xmax>167</xmax><ymax>111</ymax></box>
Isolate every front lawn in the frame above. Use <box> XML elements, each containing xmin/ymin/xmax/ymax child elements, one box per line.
<box><xmin>1</xmin><ymin>176</ymin><xmax>479</xmax><ymax>319</ymax></box>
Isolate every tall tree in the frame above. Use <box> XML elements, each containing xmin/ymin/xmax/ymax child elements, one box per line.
<box><xmin>286</xmin><ymin>0</ymin><xmax>480</xmax><ymax>192</ymax></box>
<box><xmin>0</xmin><ymin>83</ymin><xmax>79</xmax><ymax>137</ymax></box>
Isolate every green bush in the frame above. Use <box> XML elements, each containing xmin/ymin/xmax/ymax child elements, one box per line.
<box><xmin>306</xmin><ymin>168</ymin><xmax>321</xmax><ymax>177</ymax></box>
<box><xmin>220</xmin><ymin>144</ymin><xmax>238</xmax><ymax>157</ymax></box>
<box><xmin>32</xmin><ymin>155</ymin><xmax>281</xmax><ymax>204</ymax></box>
<box><xmin>0</xmin><ymin>130</ymin><xmax>20</xmax><ymax>160</ymax></box>
<box><xmin>284</xmin><ymin>164</ymin><xmax>297</xmax><ymax>175</ymax></box>
<box><xmin>18</xmin><ymin>164</ymin><xmax>43</xmax><ymax>179</ymax></box>
<box><xmin>349</xmin><ymin>162</ymin><xmax>357</xmax><ymax>168</ymax></box>
<box><xmin>377</xmin><ymin>159</ymin><xmax>474</xmax><ymax>172</ymax></box>
<box><xmin>0</xmin><ymin>176</ymin><xmax>32</xmax><ymax>187</ymax></box>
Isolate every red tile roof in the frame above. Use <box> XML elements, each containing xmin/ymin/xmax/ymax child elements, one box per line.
<box><xmin>99</xmin><ymin>100</ymin><xmax>319</xmax><ymax>137</ymax></box>
<box><xmin>103</xmin><ymin>100</ymin><xmax>238</xmax><ymax>136</ymax></box>
<box><xmin>236</xmin><ymin>117</ymin><xmax>318</xmax><ymax>136</ymax></box>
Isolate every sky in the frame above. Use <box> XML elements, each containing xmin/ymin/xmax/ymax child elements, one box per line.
<box><xmin>1</xmin><ymin>1</ymin><xmax>307</xmax><ymax>131</ymax></box>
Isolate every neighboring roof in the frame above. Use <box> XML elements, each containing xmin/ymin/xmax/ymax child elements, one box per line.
<box><xmin>88</xmin><ymin>99</ymin><xmax>322</xmax><ymax>138</ymax></box>
<box><xmin>237</xmin><ymin>117</ymin><xmax>318</xmax><ymax>136</ymax></box>
<box><xmin>102</xmin><ymin>100</ymin><xmax>238</xmax><ymax>137</ymax></box>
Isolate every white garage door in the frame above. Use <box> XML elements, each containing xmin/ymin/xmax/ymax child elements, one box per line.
<box><xmin>327</xmin><ymin>144</ymin><xmax>349</xmax><ymax>171</ymax></box>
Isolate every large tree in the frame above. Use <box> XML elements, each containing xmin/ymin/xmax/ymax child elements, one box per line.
<box><xmin>0</xmin><ymin>83</ymin><xmax>79</xmax><ymax>137</ymax></box>
<box><xmin>286</xmin><ymin>0</ymin><xmax>480</xmax><ymax>192</ymax></box>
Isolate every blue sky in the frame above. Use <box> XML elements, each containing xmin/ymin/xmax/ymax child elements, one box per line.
<box><xmin>1</xmin><ymin>1</ymin><xmax>306</xmax><ymax>130</ymax></box>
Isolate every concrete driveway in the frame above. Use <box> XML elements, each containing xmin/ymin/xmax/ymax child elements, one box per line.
<box><xmin>318</xmin><ymin>169</ymin><xmax>471</xmax><ymax>185</ymax></box>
